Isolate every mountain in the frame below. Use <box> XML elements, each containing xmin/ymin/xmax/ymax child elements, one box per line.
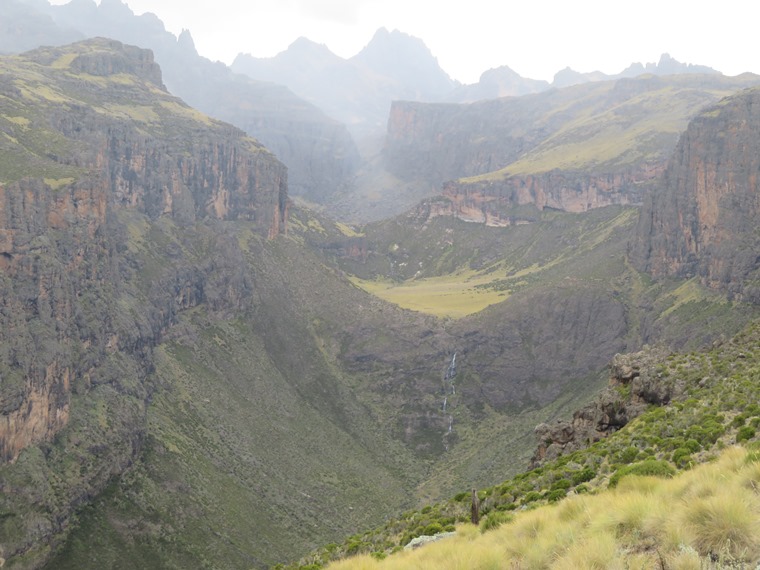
<box><xmin>0</xmin><ymin>0</ymin><xmax>360</xmax><ymax>204</ymax></box>
<box><xmin>552</xmin><ymin>52</ymin><xmax>720</xmax><ymax>89</ymax></box>
<box><xmin>384</xmin><ymin>74</ymin><xmax>760</xmax><ymax>224</ymax></box>
<box><xmin>632</xmin><ymin>86</ymin><xmax>760</xmax><ymax>303</ymax></box>
<box><xmin>447</xmin><ymin>65</ymin><xmax>550</xmax><ymax>103</ymax></box>
<box><xmin>232</xmin><ymin>28</ymin><xmax>457</xmax><ymax>138</ymax></box>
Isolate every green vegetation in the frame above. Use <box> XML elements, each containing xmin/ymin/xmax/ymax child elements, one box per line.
<box><xmin>326</xmin><ymin>446</ymin><xmax>760</xmax><ymax>569</ymax></box>
<box><xmin>286</xmin><ymin>319</ymin><xmax>760</xmax><ymax>567</ymax></box>
<box><xmin>460</xmin><ymin>75</ymin><xmax>753</xmax><ymax>182</ymax></box>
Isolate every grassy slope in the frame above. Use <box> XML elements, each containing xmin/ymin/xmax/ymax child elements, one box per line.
<box><xmin>331</xmin><ymin>446</ymin><xmax>760</xmax><ymax>569</ymax></box>
<box><xmin>460</xmin><ymin>74</ymin><xmax>760</xmax><ymax>182</ymax></box>
<box><xmin>294</xmin><ymin>319</ymin><xmax>760</xmax><ymax>568</ymax></box>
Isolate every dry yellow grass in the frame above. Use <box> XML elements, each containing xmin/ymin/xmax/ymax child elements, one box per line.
<box><xmin>329</xmin><ymin>447</ymin><xmax>760</xmax><ymax>569</ymax></box>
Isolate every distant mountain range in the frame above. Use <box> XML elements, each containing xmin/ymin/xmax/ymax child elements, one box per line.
<box><xmin>232</xmin><ymin>28</ymin><xmax>458</xmax><ymax>137</ymax></box>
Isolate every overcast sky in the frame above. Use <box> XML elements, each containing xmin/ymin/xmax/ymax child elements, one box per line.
<box><xmin>49</xmin><ymin>0</ymin><xmax>760</xmax><ymax>84</ymax></box>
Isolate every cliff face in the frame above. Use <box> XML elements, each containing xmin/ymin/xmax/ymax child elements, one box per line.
<box><xmin>0</xmin><ymin>39</ymin><xmax>287</xmax><ymax>465</ymax></box>
<box><xmin>427</xmin><ymin>164</ymin><xmax>662</xmax><ymax>225</ymax></box>
<box><xmin>386</xmin><ymin>75</ymin><xmax>760</xmax><ymax>219</ymax></box>
<box><xmin>632</xmin><ymin>88</ymin><xmax>760</xmax><ymax>302</ymax></box>
<box><xmin>0</xmin><ymin>42</ymin><xmax>290</xmax><ymax>567</ymax></box>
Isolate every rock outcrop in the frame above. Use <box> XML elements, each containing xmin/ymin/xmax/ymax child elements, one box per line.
<box><xmin>532</xmin><ymin>348</ymin><xmax>678</xmax><ymax>466</ymax></box>
<box><xmin>632</xmin><ymin>87</ymin><xmax>760</xmax><ymax>302</ymax></box>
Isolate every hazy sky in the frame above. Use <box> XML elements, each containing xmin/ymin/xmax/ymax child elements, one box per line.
<box><xmin>49</xmin><ymin>0</ymin><xmax>759</xmax><ymax>84</ymax></box>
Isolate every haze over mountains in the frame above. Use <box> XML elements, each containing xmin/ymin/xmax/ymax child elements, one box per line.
<box><xmin>2</xmin><ymin>1</ymin><xmax>760</xmax><ymax>569</ymax></box>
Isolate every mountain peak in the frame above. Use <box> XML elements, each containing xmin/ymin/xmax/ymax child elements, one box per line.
<box><xmin>351</xmin><ymin>27</ymin><xmax>455</xmax><ymax>100</ymax></box>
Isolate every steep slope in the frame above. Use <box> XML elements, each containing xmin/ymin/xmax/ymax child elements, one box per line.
<box><xmin>1</xmin><ymin>0</ymin><xmax>360</xmax><ymax>204</ymax></box>
<box><xmin>632</xmin><ymin>86</ymin><xmax>760</xmax><ymax>303</ymax></box>
<box><xmin>385</xmin><ymin>74</ymin><xmax>760</xmax><ymax>222</ymax></box>
<box><xmin>292</xmin><ymin>318</ymin><xmax>760</xmax><ymax>568</ymax></box>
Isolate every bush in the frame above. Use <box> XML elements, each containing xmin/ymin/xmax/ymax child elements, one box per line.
<box><xmin>546</xmin><ymin>488</ymin><xmax>567</xmax><ymax>503</ymax></box>
<box><xmin>737</xmin><ymin>426</ymin><xmax>756</xmax><ymax>443</ymax></box>
<box><xmin>479</xmin><ymin>511</ymin><xmax>514</xmax><ymax>533</ymax></box>
<box><xmin>617</xmin><ymin>446</ymin><xmax>639</xmax><ymax>464</ymax></box>
<box><xmin>551</xmin><ymin>479</ymin><xmax>572</xmax><ymax>491</ymax></box>
<box><xmin>522</xmin><ymin>491</ymin><xmax>542</xmax><ymax>504</ymax></box>
<box><xmin>422</xmin><ymin>522</ymin><xmax>443</xmax><ymax>536</ymax></box>
<box><xmin>571</xmin><ymin>467</ymin><xmax>596</xmax><ymax>485</ymax></box>
<box><xmin>672</xmin><ymin>447</ymin><xmax>693</xmax><ymax>468</ymax></box>
<box><xmin>609</xmin><ymin>460</ymin><xmax>676</xmax><ymax>488</ymax></box>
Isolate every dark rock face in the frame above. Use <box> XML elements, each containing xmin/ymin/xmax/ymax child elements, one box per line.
<box><xmin>453</xmin><ymin>287</ymin><xmax>628</xmax><ymax>413</ymax></box>
<box><xmin>632</xmin><ymin>88</ymin><xmax>760</xmax><ymax>302</ymax></box>
<box><xmin>430</xmin><ymin>165</ymin><xmax>661</xmax><ymax>225</ymax></box>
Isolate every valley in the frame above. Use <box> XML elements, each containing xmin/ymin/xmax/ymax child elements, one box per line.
<box><xmin>1</xmin><ymin>2</ymin><xmax>760</xmax><ymax>569</ymax></box>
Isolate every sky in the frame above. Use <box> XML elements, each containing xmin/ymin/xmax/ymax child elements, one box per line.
<box><xmin>48</xmin><ymin>0</ymin><xmax>760</xmax><ymax>84</ymax></box>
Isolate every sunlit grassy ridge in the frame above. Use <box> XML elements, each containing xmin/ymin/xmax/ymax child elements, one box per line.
<box><xmin>285</xmin><ymin>320</ymin><xmax>760</xmax><ymax>568</ymax></box>
<box><xmin>0</xmin><ymin>39</ymin><xmax>267</xmax><ymax>185</ymax></box>
<box><xmin>328</xmin><ymin>446</ymin><xmax>760</xmax><ymax>569</ymax></box>
<box><xmin>460</xmin><ymin>76</ymin><xmax>756</xmax><ymax>183</ymax></box>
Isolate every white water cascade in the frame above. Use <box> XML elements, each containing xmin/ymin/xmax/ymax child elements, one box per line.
<box><xmin>442</xmin><ymin>352</ymin><xmax>457</xmax><ymax>450</ymax></box>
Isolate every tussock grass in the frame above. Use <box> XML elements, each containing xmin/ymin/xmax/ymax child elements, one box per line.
<box><xmin>329</xmin><ymin>447</ymin><xmax>760</xmax><ymax>569</ymax></box>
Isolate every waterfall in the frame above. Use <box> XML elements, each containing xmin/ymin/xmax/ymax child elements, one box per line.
<box><xmin>442</xmin><ymin>351</ymin><xmax>458</xmax><ymax>450</ymax></box>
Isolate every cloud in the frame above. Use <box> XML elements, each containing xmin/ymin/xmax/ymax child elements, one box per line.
<box><xmin>293</xmin><ymin>0</ymin><xmax>360</xmax><ymax>25</ymax></box>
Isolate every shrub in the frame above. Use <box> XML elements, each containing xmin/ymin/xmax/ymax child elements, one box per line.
<box><xmin>672</xmin><ymin>447</ymin><xmax>693</xmax><ymax>468</ymax></box>
<box><xmin>571</xmin><ymin>467</ymin><xmax>596</xmax><ymax>486</ymax></box>
<box><xmin>737</xmin><ymin>426</ymin><xmax>756</xmax><ymax>443</ymax></box>
<box><xmin>422</xmin><ymin>522</ymin><xmax>443</xmax><ymax>536</ymax></box>
<box><xmin>550</xmin><ymin>479</ymin><xmax>572</xmax><ymax>491</ymax></box>
<box><xmin>479</xmin><ymin>511</ymin><xmax>514</xmax><ymax>533</ymax></box>
<box><xmin>522</xmin><ymin>491</ymin><xmax>542</xmax><ymax>504</ymax></box>
<box><xmin>546</xmin><ymin>488</ymin><xmax>567</xmax><ymax>503</ymax></box>
<box><xmin>618</xmin><ymin>446</ymin><xmax>639</xmax><ymax>464</ymax></box>
<box><xmin>609</xmin><ymin>460</ymin><xmax>676</xmax><ymax>488</ymax></box>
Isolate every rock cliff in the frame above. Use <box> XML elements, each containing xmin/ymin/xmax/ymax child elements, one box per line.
<box><xmin>632</xmin><ymin>87</ymin><xmax>760</xmax><ymax>302</ymax></box>
<box><xmin>531</xmin><ymin>348</ymin><xmax>677</xmax><ymax>466</ymax></box>
<box><xmin>386</xmin><ymin>75</ymin><xmax>760</xmax><ymax>220</ymax></box>
<box><xmin>0</xmin><ymin>40</ymin><xmax>288</xmax><ymax>566</ymax></box>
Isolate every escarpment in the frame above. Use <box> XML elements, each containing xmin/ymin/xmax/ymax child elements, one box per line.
<box><xmin>387</xmin><ymin>75</ymin><xmax>760</xmax><ymax>221</ymax></box>
<box><xmin>0</xmin><ymin>37</ymin><xmax>287</xmax><ymax>463</ymax></box>
<box><xmin>632</xmin><ymin>88</ymin><xmax>760</xmax><ymax>302</ymax></box>
<box><xmin>0</xmin><ymin>40</ymin><xmax>289</xmax><ymax>565</ymax></box>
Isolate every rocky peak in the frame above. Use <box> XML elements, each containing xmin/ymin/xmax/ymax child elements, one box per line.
<box><xmin>177</xmin><ymin>28</ymin><xmax>197</xmax><ymax>57</ymax></box>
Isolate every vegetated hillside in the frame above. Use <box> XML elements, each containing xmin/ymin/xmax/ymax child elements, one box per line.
<box><xmin>290</xmin><ymin>319</ymin><xmax>760</xmax><ymax>568</ymax></box>
<box><xmin>4</xmin><ymin>39</ymin><xmax>733</xmax><ymax>570</ymax></box>
<box><xmin>632</xmin><ymin>86</ymin><xmax>760</xmax><ymax>303</ymax></box>
<box><xmin>385</xmin><ymin>74</ymin><xmax>760</xmax><ymax>222</ymax></box>
<box><xmin>0</xmin><ymin>0</ymin><xmax>360</xmax><ymax>204</ymax></box>
<box><xmin>306</xmin><ymin>201</ymin><xmax>758</xmax><ymax>497</ymax></box>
